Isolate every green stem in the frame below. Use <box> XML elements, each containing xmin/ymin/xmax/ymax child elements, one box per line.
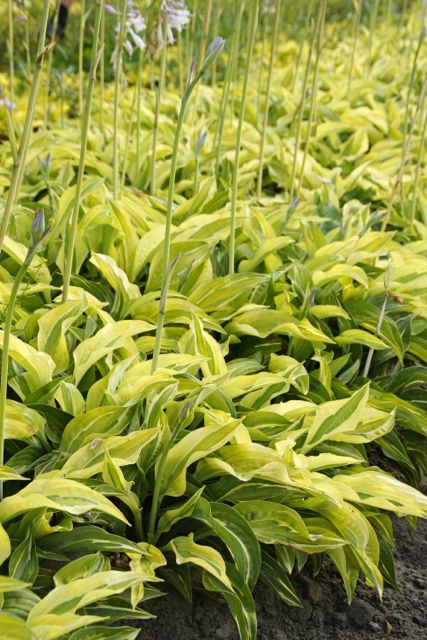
<box><xmin>367</xmin><ymin>0</ymin><xmax>380</xmax><ymax>76</ymax></box>
<box><xmin>187</xmin><ymin>0</ymin><xmax>199</xmax><ymax>73</ymax></box>
<box><xmin>199</xmin><ymin>0</ymin><xmax>213</xmax><ymax>67</ymax></box>
<box><xmin>7</xmin><ymin>0</ymin><xmax>14</xmax><ymax>125</ymax></box>
<box><xmin>381</xmin><ymin>71</ymin><xmax>427</xmax><ymax>232</ymax></box>
<box><xmin>399</xmin><ymin>0</ymin><xmax>408</xmax><ymax>32</ymax></box>
<box><xmin>150</xmin><ymin>255</ymin><xmax>179</xmax><ymax>375</ymax></box>
<box><xmin>4</xmin><ymin>107</ymin><xmax>17</xmax><ymax>165</ymax></box>
<box><xmin>214</xmin><ymin>0</ymin><xmax>243</xmax><ymax>177</ymax></box>
<box><xmin>403</xmin><ymin>27</ymin><xmax>425</xmax><ymax>138</ymax></box>
<box><xmin>44</xmin><ymin>5</ymin><xmax>60</xmax><ymax>127</ymax></box>
<box><xmin>194</xmin><ymin>151</ymin><xmax>200</xmax><ymax>195</ymax></box>
<box><xmin>150</xmin><ymin>39</ymin><xmax>224</xmax><ymax>371</ymax></box>
<box><xmin>122</xmin><ymin>79</ymin><xmax>139</xmax><ymax>190</ymax></box>
<box><xmin>150</xmin><ymin>81</ymin><xmax>190</xmax><ymax>371</ymax></box>
<box><xmin>113</xmin><ymin>0</ymin><xmax>128</xmax><ymax>200</ymax></box>
<box><xmin>292</xmin><ymin>0</ymin><xmax>314</xmax><ymax>91</ymax></box>
<box><xmin>135</xmin><ymin>47</ymin><xmax>144</xmax><ymax>173</ymax></box>
<box><xmin>24</xmin><ymin>11</ymin><xmax>32</xmax><ymax>80</ymax></box>
<box><xmin>229</xmin><ymin>0</ymin><xmax>259</xmax><ymax>275</ymax></box>
<box><xmin>62</xmin><ymin>0</ymin><xmax>104</xmax><ymax>303</ymax></box>
<box><xmin>347</xmin><ymin>0</ymin><xmax>363</xmax><ymax>100</ymax></box>
<box><xmin>79</xmin><ymin>0</ymin><xmax>87</xmax><ymax>117</ymax></box>
<box><xmin>297</xmin><ymin>0</ymin><xmax>326</xmax><ymax>198</ymax></box>
<box><xmin>211</xmin><ymin>7</ymin><xmax>221</xmax><ymax>86</ymax></box>
<box><xmin>257</xmin><ymin>0</ymin><xmax>282</xmax><ymax>199</ymax></box>
<box><xmin>411</xmin><ymin>104</ymin><xmax>427</xmax><ymax>226</ymax></box>
<box><xmin>255</xmin><ymin>19</ymin><xmax>266</xmax><ymax>132</ymax></box>
<box><xmin>178</xmin><ymin>31</ymin><xmax>184</xmax><ymax>96</ymax></box>
<box><xmin>363</xmin><ymin>259</ymin><xmax>391</xmax><ymax>378</ymax></box>
<box><xmin>147</xmin><ymin>416</ymin><xmax>182</xmax><ymax>543</ymax></box>
<box><xmin>100</xmin><ymin>6</ymin><xmax>105</xmax><ymax>134</ymax></box>
<box><xmin>0</xmin><ymin>257</ymin><xmax>33</xmax><ymax>499</ymax></box>
<box><xmin>150</xmin><ymin>34</ymin><xmax>168</xmax><ymax>196</ymax></box>
<box><xmin>289</xmin><ymin>13</ymin><xmax>317</xmax><ymax>202</ymax></box>
<box><xmin>0</xmin><ymin>0</ymin><xmax>51</xmax><ymax>255</ymax></box>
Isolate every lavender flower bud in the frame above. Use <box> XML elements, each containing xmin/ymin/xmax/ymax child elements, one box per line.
<box><xmin>31</xmin><ymin>209</ymin><xmax>46</xmax><ymax>245</ymax></box>
<box><xmin>195</xmin><ymin>131</ymin><xmax>208</xmax><ymax>155</ymax></box>
<box><xmin>202</xmin><ymin>36</ymin><xmax>225</xmax><ymax>71</ymax></box>
<box><xmin>0</xmin><ymin>98</ymin><xmax>16</xmax><ymax>111</ymax></box>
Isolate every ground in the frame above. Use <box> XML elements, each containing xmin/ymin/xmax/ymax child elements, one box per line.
<box><xmin>135</xmin><ymin>515</ymin><xmax>426</xmax><ymax>639</ymax></box>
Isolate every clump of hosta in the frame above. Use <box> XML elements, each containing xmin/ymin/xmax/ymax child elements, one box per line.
<box><xmin>108</xmin><ymin>0</ymin><xmax>146</xmax><ymax>67</ymax></box>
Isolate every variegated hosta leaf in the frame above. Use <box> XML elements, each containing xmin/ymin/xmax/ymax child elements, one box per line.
<box><xmin>4</xmin><ymin>400</ymin><xmax>45</xmax><ymax>441</ymax></box>
<box><xmin>0</xmin><ymin>613</ymin><xmax>32</xmax><ymax>640</ymax></box>
<box><xmin>27</xmin><ymin>571</ymin><xmax>153</xmax><ymax>640</ymax></box>
<box><xmin>0</xmin><ymin>477</ymin><xmax>127</xmax><ymax>524</ymax></box>
<box><xmin>165</xmin><ymin>533</ymin><xmax>232</xmax><ymax>590</ymax></box>
<box><xmin>158</xmin><ymin>409</ymin><xmax>241</xmax><ymax>497</ymax></box>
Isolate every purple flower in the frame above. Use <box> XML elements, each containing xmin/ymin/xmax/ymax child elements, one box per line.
<box><xmin>0</xmin><ymin>98</ymin><xmax>16</xmax><ymax>111</ymax></box>
<box><xmin>111</xmin><ymin>1</ymin><xmax>146</xmax><ymax>69</ymax></box>
<box><xmin>157</xmin><ymin>1</ymin><xmax>191</xmax><ymax>48</ymax></box>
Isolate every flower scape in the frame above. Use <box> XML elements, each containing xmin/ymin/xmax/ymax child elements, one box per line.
<box><xmin>0</xmin><ymin>1</ymin><xmax>426</xmax><ymax>639</ymax></box>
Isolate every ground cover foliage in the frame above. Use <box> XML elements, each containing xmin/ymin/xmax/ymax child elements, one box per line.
<box><xmin>0</xmin><ymin>1</ymin><xmax>427</xmax><ymax>639</ymax></box>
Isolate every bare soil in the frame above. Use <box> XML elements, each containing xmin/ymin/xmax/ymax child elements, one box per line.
<box><xmin>133</xmin><ymin>515</ymin><xmax>426</xmax><ymax>640</ymax></box>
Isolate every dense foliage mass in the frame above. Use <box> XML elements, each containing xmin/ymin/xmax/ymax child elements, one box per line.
<box><xmin>0</xmin><ymin>1</ymin><xmax>426</xmax><ymax>639</ymax></box>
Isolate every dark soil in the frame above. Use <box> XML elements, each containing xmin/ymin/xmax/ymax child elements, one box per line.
<box><xmin>133</xmin><ymin>515</ymin><xmax>426</xmax><ymax>640</ymax></box>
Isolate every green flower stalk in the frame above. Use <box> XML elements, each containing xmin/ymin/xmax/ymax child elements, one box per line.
<box><xmin>150</xmin><ymin>31</ymin><xmax>168</xmax><ymax>196</ymax></box>
<box><xmin>363</xmin><ymin>258</ymin><xmax>392</xmax><ymax>378</ymax></box>
<box><xmin>293</xmin><ymin>0</ymin><xmax>314</xmax><ymax>91</ymax></box>
<box><xmin>194</xmin><ymin>130</ymin><xmax>207</xmax><ymax>194</ymax></box>
<box><xmin>151</xmin><ymin>2</ymin><xmax>191</xmax><ymax>195</ymax></box>
<box><xmin>198</xmin><ymin>0</ymin><xmax>213</xmax><ymax>68</ymax></box>
<box><xmin>1</xmin><ymin>101</ymin><xmax>17</xmax><ymax>165</ymax></box>
<box><xmin>411</xmin><ymin>106</ymin><xmax>427</xmax><ymax>227</ymax></box>
<box><xmin>297</xmin><ymin>0</ymin><xmax>326</xmax><ymax>196</ymax></box>
<box><xmin>255</xmin><ymin>19</ymin><xmax>267</xmax><ymax>132</ymax></box>
<box><xmin>289</xmin><ymin>10</ymin><xmax>317</xmax><ymax>202</ymax></box>
<box><xmin>381</xmin><ymin>71</ymin><xmax>427</xmax><ymax>232</ymax></box>
<box><xmin>79</xmin><ymin>0</ymin><xmax>87</xmax><ymax>117</ymax></box>
<box><xmin>151</xmin><ymin>37</ymin><xmax>225</xmax><ymax>375</ymax></box>
<box><xmin>99</xmin><ymin>6</ymin><xmax>106</xmax><ymax>134</ymax></box>
<box><xmin>0</xmin><ymin>210</ymin><xmax>50</xmax><ymax>500</ymax></box>
<box><xmin>347</xmin><ymin>0</ymin><xmax>363</xmax><ymax>100</ymax></box>
<box><xmin>113</xmin><ymin>0</ymin><xmax>129</xmax><ymax>200</ymax></box>
<box><xmin>187</xmin><ymin>0</ymin><xmax>199</xmax><ymax>73</ymax></box>
<box><xmin>213</xmin><ymin>0</ymin><xmax>244</xmax><ymax>177</ymax></box>
<box><xmin>7</xmin><ymin>0</ymin><xmax>15</xmax><ymax>128</ymax></box>
<box><xmin>24</xmin><ymin>12</ymin><xmax>31</xmax><ymax>79</ymax></box>
<box><xmin>44</xmin><ymin>5</ymin><xmax>60</xmax><ymax>126</ymax></box>
<box><xmin>135</xmin><ymin>47</ymin><xmax>144</xmax><ymax>169</ymax></box>
<box><xmin>257</xmin><ymin>0</ymin><xmax>282</xmax><ymax>199</ymax></box>
<box><xmin>148</xmin><ymin>398</ymin><xmax>195</xmax><ymax>543</ymax></box>
<box><xmin>367</xmin><ymin>0</ymin><xmax>380</xmax><ymax>75</ymax></box>
<box><xmin>403</xmin><ymin>27</ymin><xmax>426</xmax><ymax>137</ymax></box>
<box><xmin>110</xmin><ymin>0</ymin><xmax>146</xmax><ymax>195</ymax></box>
<box><xmin>122</xmin><ymin>80</ymin><xmax>140</xmax><ymax>189</ymax></box>
<box><xmin>228</xmin><ymin>0</ymin><xmax>259</xmax><ymax>275</ymax></box>
<box><xmin>0</xmin><ymin>0</ymin><xmax>51</xmax><ymax>255</ymax></box>
<box><xmin>62</xmin><ymin>0</ymin><xmax>105</xmax><ymax>303</ymax></box>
